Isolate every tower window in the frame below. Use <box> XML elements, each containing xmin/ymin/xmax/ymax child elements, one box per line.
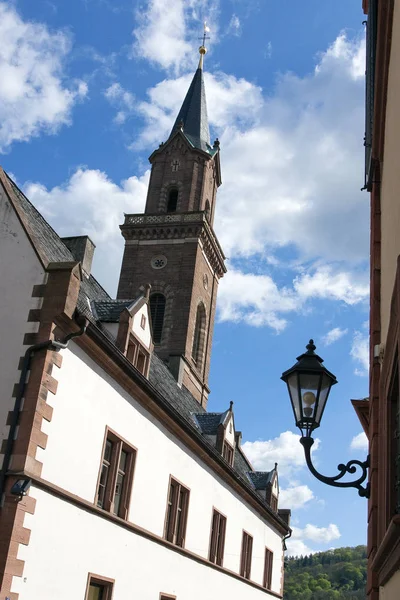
<box><xmin>205</xmin><ymin>200</ymin><xmax>211</xmax><ymax>219</ymax></box>
<box><xmin>167</xmin><ymin>188</ymin><xmax>178</xmax><ymax>213</ymax></box>
<box><xmin>192</xmin><ymin>303</ymin><xmax>206</xmax><ymax>365</ymax></box>
<box><xmin>150</xmin><ymin>293</ymin><xmax>166</xmax><ymax>344</ymax></box>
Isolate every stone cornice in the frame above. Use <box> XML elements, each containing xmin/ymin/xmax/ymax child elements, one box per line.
<box><xmin>120</xmin><ymin>211</ymin><xmax>226</xmax><ymax>278</ymax></box>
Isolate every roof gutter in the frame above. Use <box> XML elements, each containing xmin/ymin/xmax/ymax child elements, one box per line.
<box><xmin>0</xmin><ymin>316</ymin><xmax>88</xmax><ymax>503</ymax></box>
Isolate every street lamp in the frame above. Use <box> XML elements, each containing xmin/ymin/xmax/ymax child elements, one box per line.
<box><xmin>281</xmin><ymin>340</ymin><xmax>370</xmax><ymax>498</ymax></box>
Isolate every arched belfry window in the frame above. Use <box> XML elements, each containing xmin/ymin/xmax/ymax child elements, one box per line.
<box><xmin>167</xmin><ymin>189</ymin><xmax>178</xmax><ymax>213</ymax></box>
<box><xmin>205</xmin><ymin>200</ymin><xmax>211</xmax><ymax>219</ymax></box>
<box><xmin>149</xmin><ymin>293</ymin><xmax>166</xmax><ymax>344</ymax></box>
<box><xmin>192</xmin><ymin>303</ymin><xmax>206</xmax><ymax>365</ymax></box>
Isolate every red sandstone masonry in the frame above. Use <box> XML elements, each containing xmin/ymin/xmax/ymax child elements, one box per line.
<box><xmin>0</xmin><ymin>262</ymin><xmax>81</xmax><ymax>599</ymax></box>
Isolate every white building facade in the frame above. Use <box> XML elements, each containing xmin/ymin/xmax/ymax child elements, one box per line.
<box><xmin>0</xmin><ymin>47</ymin><xmax>290</xmax><ymax>600</ymax></box>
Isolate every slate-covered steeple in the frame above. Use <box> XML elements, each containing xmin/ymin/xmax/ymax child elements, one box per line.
<box><xmin>117</xmin><ymin>37</ymin><xmax>225</xmax><ymax>408</ymax></box>
<box><xmin>169</xmin><ymin>45</ymin><xmax>211</xmax><ymax>153</ymax></box>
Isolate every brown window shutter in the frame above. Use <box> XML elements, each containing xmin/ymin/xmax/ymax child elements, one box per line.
<box><xmin>246</xmin><ymin>535</ymin><xmax>253</xmax><ymax>579</ymax></box>
<box><xmin>166</xmin><ymin>480</ymin><xmax>178</xmax><ymax>542</ymax></box>
<box><xmin>263</xmin><ymin>548</ymin><xmax>273</xmax><ymax>588</ymax></box>
<box><xmin>177</xmin><ymin>488</ymin><xmax>189</xmax><ymax>547</ymax></box>
<box><xmin>209</xmin><ymin>511</ymin><xmax>219</xmax><ymax>562</ymax></box>
<box><xmin>217</xmin><ymin>515</ymin><xmax>226</xmax><ymax>566</ymax></box>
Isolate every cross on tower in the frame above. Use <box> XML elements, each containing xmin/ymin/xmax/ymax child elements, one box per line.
<box><xmin>199</xmin><ymin>21</ymin><xmax>210</xmax><ymax>47</ymax></box>
<box><xmin>171</xmin><ymin>159</ymin><xmax>180</xmax><ymax>172</ymax></box>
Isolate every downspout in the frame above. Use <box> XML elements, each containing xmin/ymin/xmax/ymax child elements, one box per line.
<box><xmin>0</xmin><ymin>315</ymin><xmax>88</xmax><ymax>503</ymax></box>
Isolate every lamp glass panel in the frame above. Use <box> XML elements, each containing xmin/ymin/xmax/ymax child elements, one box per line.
<box><xmin>299</xmin><ymin>372</ymin><xmax>321</xmax><ymax>421</ymax></box>
<box><xmin>287</xmin><ymin>372</ymin><xmax>301</xmax><ymax>423</ymax></box>
<box><xmin>315</xmin><ymin>373</ymin><xmax>333</xmax><ymax>426</ymax></box>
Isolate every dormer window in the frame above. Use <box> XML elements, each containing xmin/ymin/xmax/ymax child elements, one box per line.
<box><xmin>222</xmin><ymin>440</ymin><xmax>234</xmax><ymax>466</ymax></box>
<box><xmin>167</xmin><ymin>188</ymin><xmax>178</xmax><ymax>212</ymax></box>
<box><xmin>127</xmin><ymin>335</ymin><xmax>149</xmax><ymax>376</ymax></box>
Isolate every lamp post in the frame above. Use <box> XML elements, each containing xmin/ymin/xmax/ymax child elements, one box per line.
<box><xmin>281</xmin><ymin>340</ymin><xmax>370</xmax><ymax>498</ymax></box>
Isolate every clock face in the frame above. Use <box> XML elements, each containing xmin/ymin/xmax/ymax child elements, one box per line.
<box><xmin>151</xmin><ymin>255</ymin><xmax>167</xmax><ymax>269</ymax></box>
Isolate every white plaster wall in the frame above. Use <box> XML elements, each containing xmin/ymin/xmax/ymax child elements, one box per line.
<box><xmin>132</xmin><ymin>304</ymin><xmax>152</xmax><ymax>349</ymax></box>
<box><xmin>0</xmin><ymin>187</ymin><xmax>45</xmax><ymax>463</ymax></box>
<box><xmin>225</xmin><ymin>413</ymin><xmax>235</xmax><ymax>446</ymax></box>
<box><xmin>39</xmin><ymin>342</ymin><xmax>283</xmax><ymax>593</ymax></box>
<box><xmin>14</xmin><ymin>486</ymin><xmax>281</xmax><ymax>600</ymax></box>
<box><xmin>102</xmin><ymin>322</ymin><xmax>119</xmax><ymax>339</ymax></box>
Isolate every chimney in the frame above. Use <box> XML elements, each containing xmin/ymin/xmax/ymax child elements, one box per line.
<box><xmin>62</xmin><ymin>236</ymin><xmax>95</xmax><ymax>278</ymax></box>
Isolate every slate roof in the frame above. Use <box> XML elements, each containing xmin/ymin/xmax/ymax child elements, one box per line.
<box><xmin>7</xmin><ymin>175</ymin><xmax>74</xmax><ymax>264</ymax></box>
<box><xmin>2</xmin><ymin>170</ymin><xmax>286</xmax><ymax>525</ymax></box>
<box><xmin>247</xmin><ymin>471</ymin><xmax>275</xmax><ymax>490</ymax></box>
<box><xmin>92</xmin><ymin>300</ymin><xmax>135</xmax><ymax>322</ymax></box>
<box><xmin>170</xmin><ymin>66</ymin><xmax>212</xmax><ymax>154</ymax></box>
<box><xmin>195</xmin><ymin>412</ymin><xmax>225</xmax><ymax>434</ymax></box>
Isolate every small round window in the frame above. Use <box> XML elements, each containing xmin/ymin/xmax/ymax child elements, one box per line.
<box><xmin>151</xmin><ymin>255</ymin><xmax>167</xmax><ymax>269</ymax></box>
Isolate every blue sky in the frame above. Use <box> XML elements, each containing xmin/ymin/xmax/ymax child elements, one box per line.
<box><xmin>1</xmin><ymin>0</ymin><xmax>369</xmax><ymax>555</ymax></box>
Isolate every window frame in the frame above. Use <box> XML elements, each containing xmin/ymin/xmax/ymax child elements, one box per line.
<box><xmin>150</xmin><ymin>293</ymin><xmax>166</xmax><ymax>344</ymax></box>
<box><xmin>208</xmin><ymin>508</ymin><xmax>227</xmax><ymax>566</ymax></box>
<box><xmin>167</xmin><ymin>188</ymin><xmax>178</xmax><ymax>212</ymax></box>
<box><xmin>164</xmin><ymin>476</ymin><xmax>190</xmax><ymax>548</ymax></box>
<box><xmin>222</xmin><ymin>440</ymin><xmax>234</xmax><ymax>466</ymax></box>
<box><xmin>240</xmin><ymin>530</ymin><xmax>253</xmax><ymax>580</ymax></box>
<box><xmin>191</xmin><ymin>302</ymin><xmax>206</xmax><ymax>366</ymax></box>
<box><xmin>270</xmin><ymin>494</ymin><xmax>278</xmax><ymax>512</ymax></box>
<box><xmin>84</xmin><ymin>573</ymin><xmax>114</xmax><ymax>600</ymax></box>
<box><xmin>263</xmin><ymin>547</ymin><xmax>274</xmax><ymax>589</ymax></box>
<box><xmin>95</xmin><ymin>427</ymin><xmax>137</xmax><ymax>520</ymax></box>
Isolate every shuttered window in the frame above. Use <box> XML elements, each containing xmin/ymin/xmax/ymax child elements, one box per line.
<box><xmin>222</xmin><ymin>440</ymin><xmax>234</xmax><ymax>466</ymax></box>
<box><xmin>240</xmin><ymin>531</ymin><xmax>253</xmax><ymax>580</ymax></box>
<box><xmin>209</xmin><ymin>510</ymin><xmax>227</xmax><ymax>566</ymax></box>
<box><xmin>263</xmin><ymin>548</ymin><xmax>273</xmax><ymax>589</ymax></box>
<box><xmin>96</xmin><ymin>430</ymin><xmax>136</xmax><ymax>520</ymax></box>
<box><xmin>270</xmin><ymin>495</ymin><xmax>278</xmax><ymax>512</ymax></box>
<box><xmin>150</xmin><ymin>293</ymin><xmax>166</xmax><ymax>344</ymax></box>
<box><xmin>164</xmin><ymin>478</ymin><xmax>190</xmax><ymax>548</ymax></box>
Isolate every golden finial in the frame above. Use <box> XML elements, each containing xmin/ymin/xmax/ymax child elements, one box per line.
<box><xmin>198</xmin><ymin>21</ymin><xmax>210</xmax><ymax>69</ymax></box>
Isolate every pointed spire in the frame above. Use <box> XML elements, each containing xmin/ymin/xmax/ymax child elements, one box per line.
<box><xmin>169</xmin><ymin>24</ymin><xmax>211</xmax><ymax>153</ymax></box>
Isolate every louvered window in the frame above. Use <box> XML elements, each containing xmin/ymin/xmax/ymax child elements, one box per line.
<box><xmin>167</xmin><ymin>189</ymin><xmax>178</xmax><ymax>212</ymax></box>
<box><xmin>192</xmin><ymin>303</ymin><xmax>206</xmax><ymax>364</ymax></box>
<box><xmin>364</xmin><ymin>0</ymin><xmax>377</xmax><ymax>189</ymax></box>
<box><xmin>150</xmin><ymin>293</ymin><xmax>166</xmax><ymax>344</ymax></box>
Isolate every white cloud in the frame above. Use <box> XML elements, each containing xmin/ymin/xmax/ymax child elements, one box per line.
<box><xmin>322</xmin><ymin>327</ymin><xmax>349</xmax><ymax>346</ymax></box>
<box><xmin>134</xmin><ymin>70</ymin><xmax>263</xmax><ymax>149</ymax></box>
<box><xmin>135</xmin><ymin>33</ymin><xmax>367</xmax><ymax>269</ymax></box>
<box><xmin>24</xmin><ymin>168</ymin><xmax>150</xmax><ymax>295</ymax></box>
<box><xmin>292</xmin><ymin>523</ymin><xmax>341</xmax><ymax>544</ymax></box>
<box><xmin>280</xmin><ymin>485</ymin><xmax>314</xmax><ymax>510</ymax></box>
<box><xmin>286</xmin><ymin>539</ymin><xmax>315</xmax><ymax>557</ymax></box>
<box><xmin>350</xmin><ymin>431</ymin><xmax>368</xmax><ymax>452</ymax></box>
<box><xmin>350</xmin><ymin>331</ymin><xmax>369</xmax><ymax>376</ymax></box>
<box><xmin>0</xmin><ymin>2</ymin><xmax>87</xmax><ymax>152</ymax></box>
<box><xmin>104</xmin><ymin>83</ymin><xmax>135</xmax><ymax>124</ymax></box>
<box><xmin>217</xmin><ymin>267</ymin><xmax>368</xmax><ymax>332</ymax></box>
<box><xmin>242</xmin><ymin>431</ymin><xmax>320</xmax><ymax>478</ymax></box>
<box><xmin>132</xmin><ymin>0</ymin><xmax>219</xmax><ymax>74</ymax></box>
<box><xmin>226</xmin><ymin>14</ymin><xmax>241</xmax><ymax>37</ymax></box>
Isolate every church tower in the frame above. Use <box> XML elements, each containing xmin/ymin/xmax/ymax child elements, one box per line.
<box><xmin>117</xmin><ymin>44</ymin><xmax>226</xmax><ymax>407</ymax></box>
